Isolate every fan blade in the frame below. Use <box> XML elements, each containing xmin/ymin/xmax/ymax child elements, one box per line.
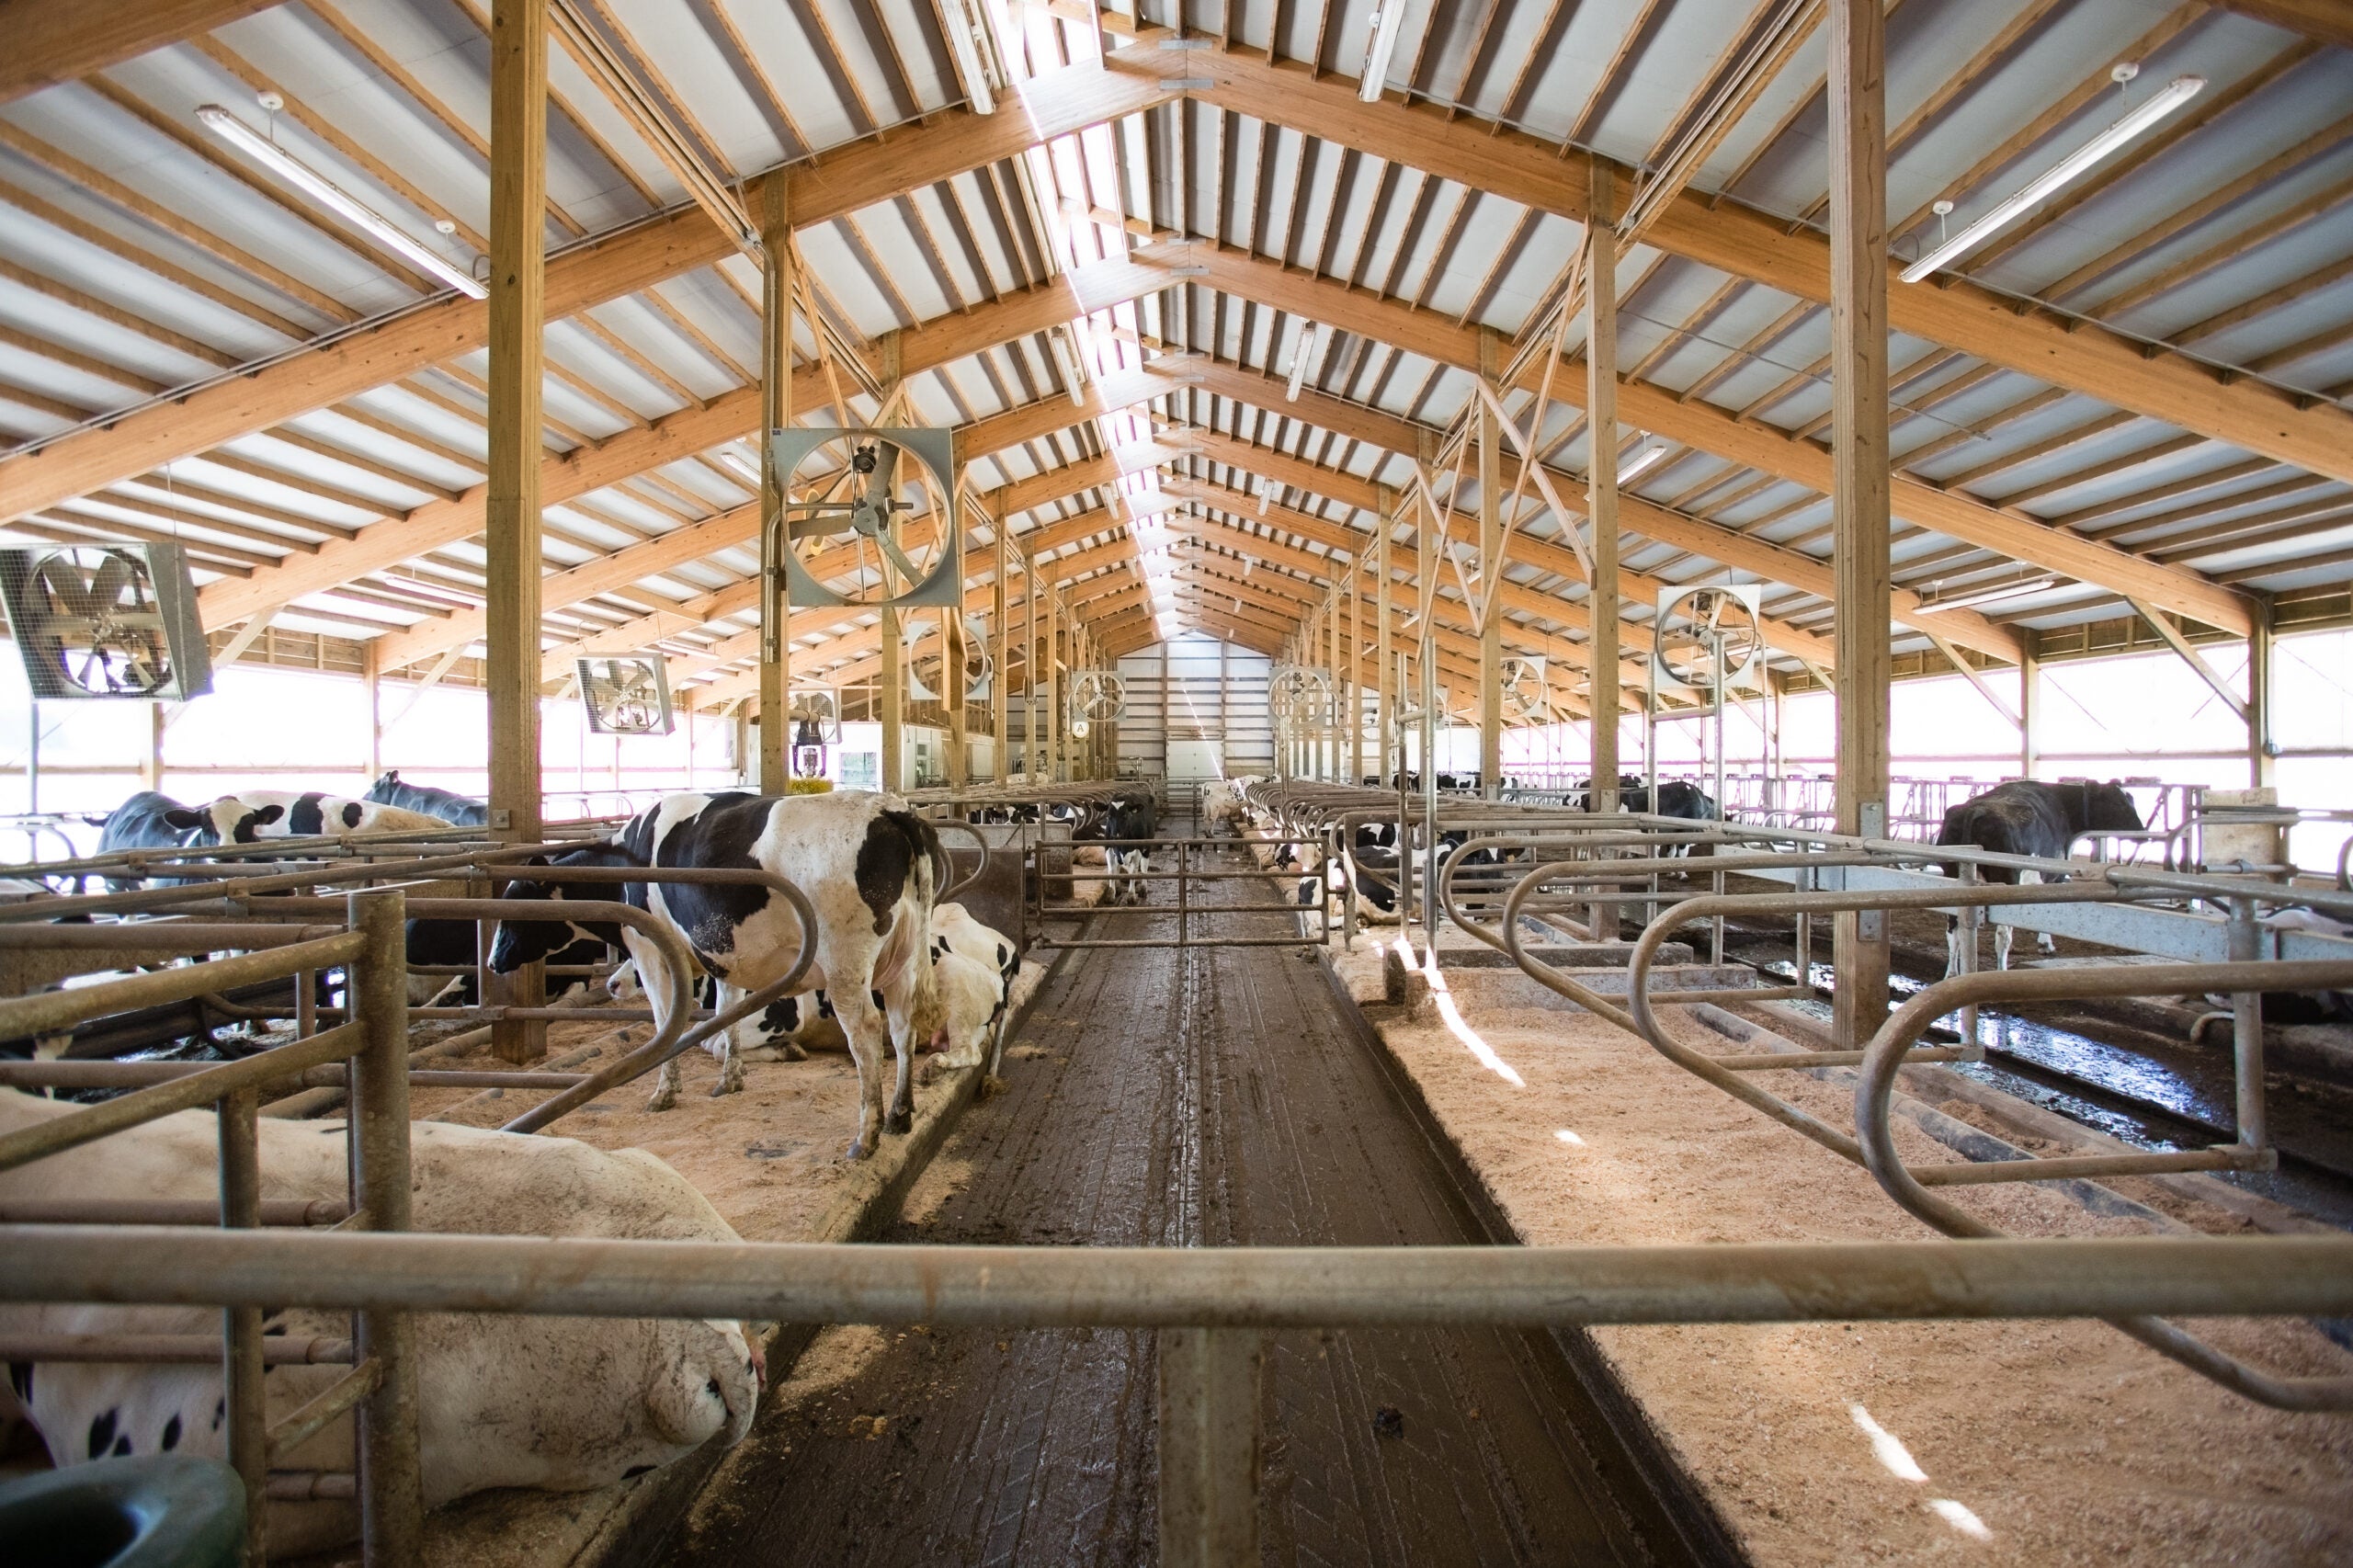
<box><xmin>38</xmin><ymin>557</ymin><xmax>102</xmax><ymax>622</ymax></box>
<box><xmin>89</xmin><ymin>552</ymin><xmax>139</xmax><ymax>609</ymax></box>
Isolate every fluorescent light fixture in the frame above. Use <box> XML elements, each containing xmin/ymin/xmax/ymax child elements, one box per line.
<box><xmin>1287</xmin><ymin>323</ymin><xmax>1320</xmax><ymax>402</ymax></box>
<box><xmin>719</xmin><ymin>449</ymin><xmax>760</xmax><ymax>484</ymax></box>
<box><xmin>198</xmin><ymin>105</ymin><xmax>485</xmax><ymax>299</ymax></box>
<box><xmin>1900</xmin><ymin>74</ymin><xmax>2204</xmax><ymax>284</ymax></box>
<box><xmin>1618</xmin><ymin>440</ymin><xmax>1669</xmax><ymax>483</ymax></box>
<box><xmin>1360</xmin><ymin>0</ymin><xmax>1409</xmax><ymax>103</ymax></box>
<box><xmin>941</xmin><ymin>0</ymin><xmax>997</xmax><ymax>114</ymax></box>
<box><xmin>1920</xmin><ymin>574</ymin><xmax>2059</xmax><ymax>611</ymax></box>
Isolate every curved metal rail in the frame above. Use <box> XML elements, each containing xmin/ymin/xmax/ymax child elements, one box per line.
<box><xmin>1857</xmin><ymin>958</ymin><xmax>2353</xmax><ymax>1412</ymax></box>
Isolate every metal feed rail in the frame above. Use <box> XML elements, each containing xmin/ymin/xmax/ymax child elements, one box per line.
<box><xmin>4</xmin><ymin>1224</ymin><xmax>2352</xmax><ymax>1565</ymax></box>
<box><xmin>0</xmin><ymin>891</ymin><xmax>419</xmax><ymax>1565</ymax></box>
<box><xmin>1470</xmin><ymin>817</ymin><xmax>2353</xmax><ymax>1410</ymax></box>
<box><xmin>1029</xmin><ymin>836</ymin><xmax>1336</xmax><ymax>950</ymax></box>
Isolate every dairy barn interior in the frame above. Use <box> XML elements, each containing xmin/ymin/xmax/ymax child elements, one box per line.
<box><xmin>6</xmin><ymin>0</ymin><xmax>2353</xmax><ymax>1562</ymax></box>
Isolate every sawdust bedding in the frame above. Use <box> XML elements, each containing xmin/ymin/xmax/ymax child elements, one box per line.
<box><xmin>1329</xmin><ymin>941</ymin><xmax>2353</xmax><ymax>1567</ymax></box>
<box><xmin>403</xmin><ymin>959</ymin><xmax>1047</xmax><ymax>1244</ymax></box>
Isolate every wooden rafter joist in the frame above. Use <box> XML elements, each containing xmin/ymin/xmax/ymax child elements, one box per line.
<box><xmin>1166</xmin><ymin>244</ymin><xmax>2243</xmax><ymax>639</ymax></box>
<box><xmin>0</xmin><ymin>0</ymin><xmax>284</xmax><ymax>104</ymax></box>
<box><xmin>1154</xmin><ymin>38</ymin><xmax>2353</xmax><ymax>491</ymax></box>
<box><xmin>0</xmin><ymin>65</ymin><xmax>1182</xmax><ymax>523</ymax></box>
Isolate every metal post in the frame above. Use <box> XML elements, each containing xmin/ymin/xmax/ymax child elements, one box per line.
<box><xmin>758</xmin><ymin>178</ymin><xmax>794</xmax><ymax>793</ymax></box>
<box><xmin>1156</xmin><ymin>1326</ymin><xmax>1262</xmax><ymax>1568</ymax></box>
<box><xmin>1176</xmin><ymin>838</ymin><xmax>1189</xmax><ymax>950</ymax></box>
<box><xmin>218</xmin><ymin>1086</ymin><xmax>266</xmax><ymax>1565</ymax></box>
<box><xmin>348</xmin><ymin>889</ymin><xmax>422</xmax><ymax>1562</ymax></box>
<box><xmin>2229</xmin><ymin>898</ymin><xmax>2269</xmax><ymax>1155</ymax></box>
<box><xmin>2246</xmin><ymin>594</ymin><xmax>2276</xmax><ymax>790</ymax></box>
<box><xmin>1829</xmin><ymin>0</ymin><xmax>1892</xmax><ymax>1051</ymax></box>
<box><xmin>1045</xmin><ymin>584</ymin><xmax>1060</xmax><ymax>783</ymax></box>
<box><xmin>485</xmin><ymin>0</ymin><xmax>547</xmax><ymax>1063</ymax></box>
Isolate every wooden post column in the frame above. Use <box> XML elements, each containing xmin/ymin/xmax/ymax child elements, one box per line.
<box><xmin>2018</xmin><ymin>629</ymin><xmax>2041</xmax><ymax>778</ymax></box>
<box><xmin>757</xmin><ymin>180</ymin><xmax>792</xmax><ymax>792</ymax></box>
<box><xmin>483</xmin><ymin>0</ymin><xmax>547</xmax><ymax>1064</ymax></box>
<box><xmin>1477</xmin><ymin>377</ymin><xmax>1503</xmax><ymax>800</ymax></box>
<box><xmin>1376</xmin><ymin>491</ymin><xmax>1393</xmax><ymax>783</ymax></box>
<box><xmin>1830</xmin><ymin>0</ymin><xmax>1892</xmax><ymax>1051</ymax></box>
<box><xmin>1586</xmin><ymin>188</ymin><xmax>1622</xmax><ymax>814</ymax></box>
<box><xmin>992</xmin><ymin>506</ymin><xmax>1008</xmax><ymax>781</ymax></box>
<box><xmin>2247</xmin><ymin>595</ymin><xmax>2277</xmax><ymax>789</ymax></box>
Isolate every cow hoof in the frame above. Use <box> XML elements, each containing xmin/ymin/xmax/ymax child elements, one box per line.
<box><xmin>980</xmin><ymin>1074</ymin><xmax>1007</xmax><ymax>1099</ymax></box>
<box><xmin>645</xmin><ymin>1090</ymin><xmax>678</xmax><ymax>1113</ymax></box>
<box><xmin>846</xmin><ymin>1137</ymin><xmax>872</xmax><ymax>1161</ymax></box>
<box><xmin>779</xmin><ymin>1040</ymin><xmax>808</xmax><ymax>1062</ymax></box>
<box><xmin>887</xmin><ymin>1107</ymin><xmax>913</xmax><ymax>1135</ymax></box>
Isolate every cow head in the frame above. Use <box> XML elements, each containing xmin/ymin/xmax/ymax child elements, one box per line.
<box><xmin>2081</xmin><ymin>780</ymin><xmax>2145</xmax><ymax>834</ymax></box>
<box><xmin>161</xmin><ymin>799</ymin><xmax>284</xmax><ymax>846</ymax></box>
<box><xmin>487</xmin><ymin>849</ymin><xmax>631</xmax><ymax>973</ymax></box>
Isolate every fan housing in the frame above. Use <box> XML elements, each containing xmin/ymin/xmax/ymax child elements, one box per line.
<box><xmin>0</xmin><ymin>543</ymin><xmax>211</xmax><ymax>701</ymax></box>
<box><xmin>575</xmin><ymin>654</ymin><xmax>674</xmax><ymax>735</ymax></box>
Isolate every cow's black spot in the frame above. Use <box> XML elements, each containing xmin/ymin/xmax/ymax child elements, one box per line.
<box><xmin>88</xmin><ymin>1407</ymin><xmax>119</xmax><ymax>1460</ymax></box>
<box><xmin>624</xmin><ymin>1464</ymin><xmax>655</xmax><ymax>1479</ymax></box>
<box><xmin>853</xmin><ymin>813</ymin><xmax>916</xmax><ymax>937</ymax></box>
<box><xmin>112</xmin><ymin>1434</ymin><xmax>131</xmax><ymax>1457</ymax></box>
<box><xmin>287</xmin><ymin>793</ymin><xmax>327</xmax><ymax>836</ymax></box>
<box><xmin>161</xmin><ymin>1414</ymin><xmax>182</xmax><ymax>1451</ymax></box>
<box><xmin>648</xmin><ymin>795</ymin><xmax>772</xmax><ymax>955</ymax></box>
<box><xmin>340</xmin><ymin>801</ymin><xmax>363</xmax><ymax>829</ymax></box>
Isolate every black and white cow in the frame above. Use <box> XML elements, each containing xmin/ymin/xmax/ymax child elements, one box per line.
<box><xmin>1074</xmin><ymin>790</ymin><xmax>1156</xmax><ymax>903</ymax></box>
<box><xmin>0</xmin><ymin>1088</ymin><xmax>759</xmax><ymax>1556</ymax></box>
<box><xmin>1936</xmin><ymin>779</ymin><xmax>2144</xmax><ymax>972</ymax></box>
<box><xmin>172</xmin><ymin>792</ymin><xmax>453</xmax><ymax>843</ymax></box>
<box><xmin>363</xmin><ymin>770</ymin><xmax>489</xmax><ymax>827</ymax></box>
<box><xmin>927</xmin><ymin>901</ymin><xmax>1019</xmax><ymax>1081</ymax></box>
<box><xmin>490</xmin><ymin>791</ymin><xmax>949</xmax><ymax>1159</ymax></box>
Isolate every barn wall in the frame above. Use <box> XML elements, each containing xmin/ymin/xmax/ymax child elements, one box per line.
<box><xmin>1108</xmin><ymin>636</ymin><xmax>1275</xmax><ymax>786</ymax></box>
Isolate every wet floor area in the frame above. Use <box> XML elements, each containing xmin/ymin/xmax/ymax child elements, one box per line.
<box><xmin>666</xmin><ymin>849</ymin><xmax>1711</xmax><ymax>1568</ymax></box>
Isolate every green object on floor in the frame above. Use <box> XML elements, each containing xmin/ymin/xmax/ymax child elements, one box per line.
<box><xmin>0</xmin><ymin>1455</ymin><xmax>245</xmax><ymax>1568</ymax></box>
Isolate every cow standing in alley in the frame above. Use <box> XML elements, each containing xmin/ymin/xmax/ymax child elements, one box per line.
<box><xmin>491</xmin><ymin>791</ymin><xmax>949</xmax><ymax>1159</ymax></box>
<box><xmin>1936</xmin><ymin>779</ymin><xmax>2144</xmax><ymax>973</ymax></box>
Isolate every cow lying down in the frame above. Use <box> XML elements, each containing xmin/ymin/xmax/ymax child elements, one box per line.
<box><xmin>607</xmin><ymin>899</ymin><xmax>1020</xmax><ymax>1089</ymax></box>
<box><xmin>0</xmin><ymin>1089</ymin><xmax>759</xmax><ymax>1557</ymax></box>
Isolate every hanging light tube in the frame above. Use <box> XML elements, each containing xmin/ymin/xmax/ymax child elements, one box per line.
<box><xmin>941</xmin><ymin>0</ymin><xmax>1000</xmax><ymax>115</ymax></box>
<box><xmin>1359</xmin><ymin>0</ymin><xmax>1409</xmax><ymax>104</ymax></box>
<box><xmin>198</xmin><ymin>106</ymin><xmax>485</xmax><ymax>298</ymax></box>
<box><xmin>1286</xmin><ymin>323</ymin><xmax>1320</xmax><ymax>401</ymax></box>
<box><xmin>1618</xmin><ymin>440</ymin><xmax>1669</xmax><ymax>483</ymax></box>
<box><xmin>1901</xmin><ymin>75</ymin><xmax>2205</xmax><ymax>285</ymax></box>
<box><xmin>1920</xmin><ymin>574</ymin><xmax>2059</xmax><ymax>611</ymax></box>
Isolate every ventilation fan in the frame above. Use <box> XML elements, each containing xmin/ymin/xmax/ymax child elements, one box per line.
<box><xmin>1068</xmin><ymin>668</ymin><xmax>1126</xmax><ymax>724</ymax></box>
<box><xmin>1267</xmin><ymin>665</ymin><xmax>1331</xmax><ymax>725</ymax></box>
<box><xmin>1498</xmin><ymin>655</ymin><xmax>1550</xmax><ymax>721</ymax></box>
<box><xmin>1653</xmin><ymin>584</ymin><xmax>1764</xmax><ymax>695</ymax></box>
<box><xmin>769</xmin><ymin>426</ymin><xmax>963</xmax><ymax>610</ymax></box>
<box><xmin>0</xmin><ymin>543</ymin><xmax>210</xmax><ymax>700</ymax></box>
<box><xmin>575</xmin><ymin>654</ymin><xmax>673</xmax><ymax>735</ymax></box>
<box><xmin>906</xmin><ymin>615</ymin><xmax>993</xmax><ymax>702</ymax></box>
<box><xmin>788</xmin><ymin>686</ymin><xmax>843</xmax><ymax>744</ymax></box>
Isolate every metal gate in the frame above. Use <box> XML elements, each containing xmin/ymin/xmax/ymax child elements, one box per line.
<box><xmin>1029</xmin><ymin>835</ymin><xmax>1333</xmax><ymax>950</ymax></box>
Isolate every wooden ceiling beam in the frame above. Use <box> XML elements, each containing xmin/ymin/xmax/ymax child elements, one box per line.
<box><xmin>0</xmin><ymin>0</ymin><xmax>282</xmax><ymax>104</ymax></box>
<box><xmin>0</xmin><ymin>63</ymin><xmax>1178</xmax><ymax>521</ymax></box>
<box><xmin>1161</xmin><ymin>39</ymin><xmax>2353</xmax><ymax>490</ymax></box>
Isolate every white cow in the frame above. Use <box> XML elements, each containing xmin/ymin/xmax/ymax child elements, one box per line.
<box><xmin>0</xmin><ymin>1089</ymin><xmax>760</xmax><ymax>1557</ymax></box>
<box><xmin>1201</xmin><ymin>778</ymin><xmax>1256</xmax><ymax>837</ymax></box>
<box><xmin>926</xmin><ymin>902</ymin><xmax>1019</xmax><ymax>1083</ymax></box>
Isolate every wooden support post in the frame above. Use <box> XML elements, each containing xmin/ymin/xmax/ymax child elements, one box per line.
<box><xmin>484</xmin><ymin>0</ymin><xmax>546</xmax><ymax>1063</ymax></box>
<box><xmin>1045</xmin><ymin>585</ymin><xmax>1061</xmax><ymax>782</ymax></box>
<box><xmin>758</xmin><ymin>179</ymin><xmax>793</xmax><ymax>792</ymax></box>
<box><xmin>2247</xmin><ymin>595</ymin><xmax>2276</xmax><ymax>789</ymax></box>
<box><xmin>142</xmin><ymin>699</ymin><xmax>165</xmax><ymax>791</ymax></box>
<box><xmin>2018</xmin><ymin>629</ymin><xmax>2040</xmax><ymax>779</ymax></box>
<box><xmin>1024</xmin><ymin>547</ymin><xmax>1038</xmax><ymax>778</ymax></box>
<box><xmin>1830</xmin><ymin>0</ymin><xmax>1892</xmax><ymax>1051</ymax></box>
<box><xmin>993</xmin><ymin>506</ymin><xmax>1008</xmax><ymax>781</ymax></box>
<box><xmin>1586</xmin><ymin>194</ymin><xmax>1622</xmax><ymax>812</ymax></box>
<box><xmin>1376</xmin><ymin>492</ymin><xmax>1393</xmax><ymax>782</ymax></box>
<box><xmin>1478</xmin><ymin>387</ymin><xmax>1502</xmax><ymax>799</ymax></box>
<box><xmin>1347</xmin><ymin>551</ymin><xmax>1362</xmax><ymax>783</ymax></box>
<box><xmin>362</xmin><ymin>641</ymin><xmax>381</xmax><ymax>783</ymax></box>
<box><xmin>1326</xmin><ymin>579</ymin><xmax>1341</xmax><ymax>781</ymax></box>
<box><xmin>946</xmin><ymin>604</ymin><xmax>969</xmax><ymax>789</ymax></box>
